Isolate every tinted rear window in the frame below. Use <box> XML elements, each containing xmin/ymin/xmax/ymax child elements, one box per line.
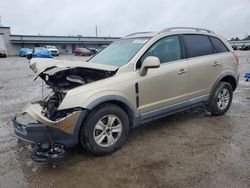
<box><xmin>182</xmin><ymin>35</ymin><xmax>213</xmax><ymax>58</ymax></box>
<box><xmin>210</xmin><ymin>37</ymin><xmax>229</xmax><ymax>53</ymax></box>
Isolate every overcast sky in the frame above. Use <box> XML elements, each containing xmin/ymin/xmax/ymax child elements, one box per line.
<box><xmin>0</xmin><ymin>0</ymin><xmax>249</xmax><ymax>39</ymax></box>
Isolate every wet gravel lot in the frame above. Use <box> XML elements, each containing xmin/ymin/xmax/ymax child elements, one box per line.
<box><xmin>0</xmin><ymin>52</ymin><xmax>250</xmax><ymax>188</ymax></box>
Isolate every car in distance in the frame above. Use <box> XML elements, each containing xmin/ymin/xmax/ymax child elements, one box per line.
<box><xmin>19</xmin><ymin>48</ymin><xmax>33</xmax><ymax>57</ymax></box>
<box><xmin>13</xmin><ymin>27</ymin><xmax>239</xmax><ymax>160</ymax></box>
<box><xmin>45</xmin><ymin>45</ymin><xmax>60</xmax><ymax>56</ymax></box>
<box><xmin>231</xmin><ymin>45</ymin><xmax>238</xmax><ymax>50</ymax></box>
<box><xmin>0</xmin><ymin>48</ymin><xmax>7</xmax><ymax>57</ymax></box>
<box><xmin>89</xmin><ymin>48</ymin><xmax>98</xmax><ymax>55</ymax></box>
<box><xmin>26</xmin><ymin>47</ymin><xmax>52</xmax><ymax>59</ymax></box>
<box><xmin>74</xmin><ymin>48</ymin><xmax>92</xmax><ymax>56</ymax></box>
<box><xmin>240</xmin><ymin>45</ymin><xmax>250</xmax><ymax>51</ymax></box>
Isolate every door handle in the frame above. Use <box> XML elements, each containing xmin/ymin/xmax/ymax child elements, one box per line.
<box><xmin>213</xmin><ymin>61</ymin><xmax>220</xmax><ymax>67</ymax></box>
<box><xmin>178</xmin><ymin>69</ymin><xmax>188</xmax><ymax>75</ymax></box>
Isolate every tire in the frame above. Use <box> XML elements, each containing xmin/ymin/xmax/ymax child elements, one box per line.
<box><xmin>207</xmin><ymin>82</ymin><xmax>233</xmax><ymax>116</ymax></box>
<box><xmin>80</xmin><ymin>104</ymin><xmax>130</xmax><ymax>155</ymax></box>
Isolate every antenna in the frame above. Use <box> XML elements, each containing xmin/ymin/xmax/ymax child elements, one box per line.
<box><xmin>0</xmin><ymin>16</ymin><xmax>2</xmax><ymax>26</ymax></box>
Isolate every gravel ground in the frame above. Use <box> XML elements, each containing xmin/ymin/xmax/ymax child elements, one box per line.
<box><xmin>0</xmin><ymin>53</ymin><xmax>249</xmax><ymax>188</ymax></box>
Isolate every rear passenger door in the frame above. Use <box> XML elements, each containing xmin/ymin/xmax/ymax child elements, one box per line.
<box><xmin>181</xmin><ymin>34</ymin><xmax>223</xmax><ymax>100</ymax></box>
<box><xmin>209</xmin><ymin>36</ymin><xmax>232</xmax><ymax>73</ymax></box>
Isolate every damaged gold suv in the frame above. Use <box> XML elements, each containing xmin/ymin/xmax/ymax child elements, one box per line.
<box><xmin>13</xmin><ymin>27</ymin><xmax>239</xmax><ymax>161</ymax></box>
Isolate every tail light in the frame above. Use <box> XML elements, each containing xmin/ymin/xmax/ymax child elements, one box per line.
<box><xmin>232</xmin><ymin>51</ymin><xmax>239</xmax><ymax>64</ymax></box>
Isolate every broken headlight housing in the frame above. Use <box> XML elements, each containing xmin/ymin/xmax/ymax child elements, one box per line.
<box><xmin>16</xmin><ymin>112</ymin><xmax>39</xmax><ymax>125</ymax></box>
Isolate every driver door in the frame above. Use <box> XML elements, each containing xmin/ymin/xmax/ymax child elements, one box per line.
<box><xmin>137</xmin><ymin>35</ymin><xmax>189</xmax><ymax>117</ymax></box>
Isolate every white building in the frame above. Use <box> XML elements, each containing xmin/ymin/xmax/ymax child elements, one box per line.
<box><xmin>0</xmin><ymin>26</ymin><xmax>120</xmax><ymax>56</ymax></box>
<box><xmin>228</xmin><ymin>40</ymin><xmax>250</xmax><ymax>48</ymax></box>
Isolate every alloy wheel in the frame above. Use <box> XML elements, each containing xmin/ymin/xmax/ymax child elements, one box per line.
<box><xmin>93</xmin><ymin>115</ymin><xmax>122</xmax><ymax>147</ymax></box>
<box><xmin>217</xmin><ymin>88</ymin><xmax>230</xmax><ymax>110</ymax></box>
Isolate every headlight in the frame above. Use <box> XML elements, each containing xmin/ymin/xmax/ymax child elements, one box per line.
<box><xmin>16</xmin><ymin>112</ymin><xmax>39</xmax><ymax>125</ymax></box>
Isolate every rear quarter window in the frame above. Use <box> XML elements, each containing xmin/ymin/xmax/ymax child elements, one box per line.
<box><xmin>182</xmin><ymin>35</ymin><xmax>213</xmax><ymax>58</ymax></box>
<box><xmin>210</xmin><ymin>37</ymin><xmax>229</xmax><ymax>53</ymax></box>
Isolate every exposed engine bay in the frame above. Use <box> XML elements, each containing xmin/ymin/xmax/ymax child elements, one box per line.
<box><xmin>41</xmin><ymin>67</ymin><xmax>115</xmax><ymax>92</ymax></box>
<box><xmin>39</xmin><ymin>67</ymin><xmax>116</xmax><ymax>120</ymax></box>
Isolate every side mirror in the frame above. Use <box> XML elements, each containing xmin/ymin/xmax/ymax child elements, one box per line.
<box><xmin>139</xmin><ymin>56</ymin><xmax>160</xmax><ymax>76</ymax></box>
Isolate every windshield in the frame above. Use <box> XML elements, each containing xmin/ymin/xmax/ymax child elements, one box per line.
<box><xmin>89</xmin><ymin>38</ymin><xmax>149</xmax><ymax>67</ymax></box>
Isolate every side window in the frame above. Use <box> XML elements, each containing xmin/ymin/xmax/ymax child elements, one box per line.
<box><xmin>182</xmin><ymin>35</ymin><xmax>213</xmax><ymax>58</ymax></box>
<box><xmin>210</xmin><ymin>37</ymin><xmax>229</xmax><ymax>53</ymax></box>
<box><xmin>137</xmin><ymin>35</ymin><xmax>182</xmax><ymax>68</ymax></box>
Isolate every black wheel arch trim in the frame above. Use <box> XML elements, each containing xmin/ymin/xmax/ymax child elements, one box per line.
<box><xmin>210</xmin><ymin>71</ymin><xmax>238</xmax><ymax>96</ymax></box>
<box><xmin>85</xmin><ymin>95</ymin><xmax>134</xmax><ymax>111</ymax></box>
<box><xmin>85</xmin><ymin>95</ymin><xmax>138</xmax><ymax>127</ymax></box>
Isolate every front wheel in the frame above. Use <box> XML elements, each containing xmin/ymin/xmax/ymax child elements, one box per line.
<box><xmin>80</xmin><ymin>104</ymin><xmax>130</xmax><ymax>155</ymax></box>
<box><xmin>207</xmin><ymin>82</ymin><xmax>233</xmax><ymax>116</ymax></box>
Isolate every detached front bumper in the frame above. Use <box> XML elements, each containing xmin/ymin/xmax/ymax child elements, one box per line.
<box><xmin>12</xmin><ymin>103</ymin><xmax>87</xmax><ymax>147</ymax></box>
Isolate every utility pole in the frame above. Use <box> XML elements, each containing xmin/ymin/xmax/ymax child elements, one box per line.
<box><xmin>0</xmin><ymin>16</ymin><xmax>2</xmax><ymax>26</ymax></box>
<box><xmin>95</xmin><ymin>25</ymin><xmax>98</xmax><ymax>37</ymax></box>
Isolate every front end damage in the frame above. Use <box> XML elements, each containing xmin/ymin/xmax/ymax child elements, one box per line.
<box><xmin>12</xmin><ymin>103</ymin><xmax>87</xmax><ymax>161</ymax></box>
<box><xmin>12</xmin><ymin>58</ymin><xmax>117</xmax><ymax>161</ymax></box>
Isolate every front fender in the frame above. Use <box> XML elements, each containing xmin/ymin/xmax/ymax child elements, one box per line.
<box><xmin>58</xmin><ymin>90</ymin><xmax>137</xmax><ymax>114</ymax></box>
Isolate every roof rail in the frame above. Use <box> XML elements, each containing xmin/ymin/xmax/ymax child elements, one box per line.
<box><xmin>124</xmin><ymin>32</ymin><xmax>154</xmax><ymax>38</ymax></box>
<box><xmin>160</xmin><ymin>27</ymin><xmax>214</xmax><ymax>33</ymax></box>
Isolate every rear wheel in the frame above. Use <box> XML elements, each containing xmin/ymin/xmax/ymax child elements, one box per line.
<box><xmin>80</xmin><ymin>104</ymin><xmax>129</xmax><ymax>155</ymax></box>
<box><xmin>208</xmin><ymin>82</ymin><xmax>233</xmax><ymax>116</ymax></box>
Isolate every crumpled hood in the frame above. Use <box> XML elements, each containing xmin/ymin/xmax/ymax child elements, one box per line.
<box><xmin>29</xmin><ymin>58</ymin><xmax>118</xmax><ymax>79</ymax></box>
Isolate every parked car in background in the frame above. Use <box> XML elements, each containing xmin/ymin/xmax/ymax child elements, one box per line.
<box><xmin>45</xmin><ymin>45</ymin><xmax>60</xmax><ymax>56</ymax></box>
<box><xmin>241</xmin><ymin>45</ymin><xmax>250</xmax><ymax>51</ymax></box>
<box><xmin>231</xmin><ymin>45</ymin><xmax>238</xmax><ymax>50</ymax></box>
<box><xmin>74</xmin><ymin>48</ymin><xmax>92</xmax><ymax>56</ymax></box>
<box><xmin>0</xmin><ymin>48</ymin><xmax>7</xmax><ymax>57</ymax></box>
<box><xmin>89</xmin><ymin>48</ymin><xmax>98</xmax><ymax>55</ymax></box>
<box><xmin>27</xmin><ymin>47</ymin><xmax>52</xmax><ymax>59</ymax></box>
<box><xmin>19</xmin><ymin>48</ymin><xmax>33</xmax><ymax>57</ymax></box>
<box><xmin>13</xmin><ymin>27</ymin><xmax>239</xmax><ymax>161</ymax></box>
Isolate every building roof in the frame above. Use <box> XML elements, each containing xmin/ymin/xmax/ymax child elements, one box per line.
<box><xmin>9</xmin><ymin>34</ymin><xmax>120</xmax><ymax>44</ymax></box>
<box><xmin>229</xmin><ymin>40</ymin><xmax>250</xmax><ymax>46</ymax></box>
<box><xmin>0</xmin><ymin>26</ymin><xmax>11</xmax><ymax>29</ymax></box>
